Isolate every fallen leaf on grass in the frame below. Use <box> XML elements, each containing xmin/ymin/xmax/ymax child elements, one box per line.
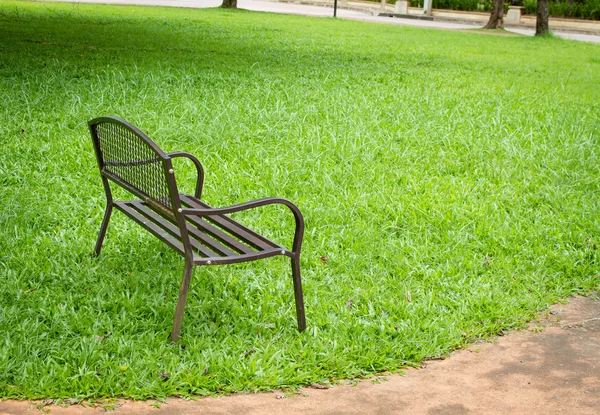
<box><xmin>96</xmin><ymin>332</ymin><xmax>112</xmax><ymax>342</ymax></box>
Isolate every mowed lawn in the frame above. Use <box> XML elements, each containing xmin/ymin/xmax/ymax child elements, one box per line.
<box><xmin>0</xmin><ymin>0</ymin><xmax>599</xmax><ymax>399</ymax></box>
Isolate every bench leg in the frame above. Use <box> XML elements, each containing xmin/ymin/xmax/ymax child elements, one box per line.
<box><xmin>94</xmin><ymin>204</ymin><xmax>113</xmax><ymax>257</ymax></box>
<box><xmin>291</xmin><ymin>257</ymin><xmax>306</xmax><ymax>332</ymax></box>
<box><xmin>170</xmin><ymin>262</ymin><xmax>194</xmax><ymax>343</ymax></box>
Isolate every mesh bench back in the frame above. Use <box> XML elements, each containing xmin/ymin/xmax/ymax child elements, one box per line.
<box><xmin>89</xmin><ymin>117</ymin><xmax>174</xmax><ymax>210</ymax></box>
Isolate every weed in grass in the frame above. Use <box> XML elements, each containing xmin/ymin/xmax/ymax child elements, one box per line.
<box><xmin>0</xmin><ymin>0</ymin><xmax>599</xmax><ymax>399</ymax></box>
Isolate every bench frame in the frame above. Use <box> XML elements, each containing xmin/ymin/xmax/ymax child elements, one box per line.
<box><xmin>89</xmin><ymin>116</ymin><xmax>306</xmax><ymax>342</ymax></box>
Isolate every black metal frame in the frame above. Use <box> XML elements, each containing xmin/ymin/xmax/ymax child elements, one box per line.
<box><xmin>88</xmin><ymin>116</ymin><xmax>306</xmax><ymax>342</ymax></box>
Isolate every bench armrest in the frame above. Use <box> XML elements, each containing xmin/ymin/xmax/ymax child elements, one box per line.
<box><xmin>181</xmin><ymin>197</ymin><xmax>304</xmax><ymax>254</ymax></box>
<box><xmin>167</xmin><ymin>152</ymin><xmax>205</xmax><ymax>199</ymax></box>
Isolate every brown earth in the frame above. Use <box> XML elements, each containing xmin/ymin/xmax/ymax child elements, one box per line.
<box><xmin>1</xmin><ymin>295</ymin><xmax>599</xmax><ymax>415</ymax></box>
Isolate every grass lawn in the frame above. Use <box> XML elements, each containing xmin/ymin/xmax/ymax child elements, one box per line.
<box><xmin>1</xmin><ymin>0</ymin><xmax>599</xmax><ymax>400</ymax></box>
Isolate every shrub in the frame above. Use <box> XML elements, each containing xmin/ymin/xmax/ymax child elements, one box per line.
<box><xmin>370</xmin><ymin>0</ymin><xmax>600</xmax><ymax>19</ymax></box>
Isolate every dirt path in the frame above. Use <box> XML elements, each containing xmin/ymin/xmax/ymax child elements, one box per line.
<box><xmin>1</xmin><ymin>295</ymin><xmax>599</xmax><ymax>415</ymax></box>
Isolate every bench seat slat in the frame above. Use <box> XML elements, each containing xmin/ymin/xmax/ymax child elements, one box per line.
<box><xmin>180</xmin><ymin>194</ymin><xmax>281</xmax><ymax>251</ymax></box>
<box><xmin>183</xmin><ymin>214</ymin><xmax>256</xmax><ymax>255</ymax></box>
<box><xmin>114</xmin><ymin>202</ymin><xmax>187</xmax><ymax>257</ymax></box>
<box><xmin>115</xmin><ymin>199</ymin><xmax>284</xmax><ymax>264</ymax></box>
<box><xmin>185</xmin><ymin>223</ymin><xmax>239</xmax><ymax>257</ymax></box>
<box><xmin>128</xmin><ymin>201</ymin><xmax>221</xmax><ymax>258</ymax></box>
<box><xmin>192</xmin><ymin>248</ymin><xmax>284</xmax><ymax>266</ymax></box>
<box><xmin>129</xmin><ymin>201</ymin><xmax>240</xmax><ymax>257</ymax></box>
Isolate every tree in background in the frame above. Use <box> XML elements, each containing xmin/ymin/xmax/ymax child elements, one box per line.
<box><xmin>222</xmin><ymin>0</ymin><xmax>238</xmax><ymax>8</ymax></box>
<box><xmin>536</xmin><ymin>0</ymin><xmax>550</xmax><ymax>35</ymax></box>
<box><xmin>484</xmin><ymin>0</ymin><xmax>504</xmax><ymax>29</ymax></box>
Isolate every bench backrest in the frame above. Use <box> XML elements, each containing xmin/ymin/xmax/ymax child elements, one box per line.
<box><xmin>88</xmin><ymin>117</ymin><xmax>178</xmax><ymax>212</ymax></box>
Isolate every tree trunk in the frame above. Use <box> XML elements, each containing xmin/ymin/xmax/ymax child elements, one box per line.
<box><xmin>221</xmin><ymin>0</ymin><xmax>237</xmax><ymax>8</ymax></box>
<box><xmin>536</xmin><ymin>0</ymin><xmax>550</xmax><ymax>36</ymax></box>
<box><xmin>484</xmin><ymin>0</ymin><xmax>504</xmax><ymax>29</ymax></box>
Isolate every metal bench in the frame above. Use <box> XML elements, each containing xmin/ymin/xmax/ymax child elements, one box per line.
<box><xmin>88</xmin><ymin>116</ymin><xmax>306</xmax><ymax>342</ymax></box>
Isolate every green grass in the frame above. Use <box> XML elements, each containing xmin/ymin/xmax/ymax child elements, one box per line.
<box><xmin>1</xmin><ymin>0</ymin><xmax>599</xmax><ymax>400</ymax></box>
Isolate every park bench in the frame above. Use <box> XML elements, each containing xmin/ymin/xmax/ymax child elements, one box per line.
<box><xmin>88</xmin><ymin>116</ymin><xmax>306</xmax><ymax>342</ymax></box>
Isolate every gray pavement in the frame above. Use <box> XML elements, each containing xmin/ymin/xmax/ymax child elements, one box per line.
<box><xmin>46</xmin><ymin>0</ymin><xmax>600</xmax><ymax>43</ymax></box>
